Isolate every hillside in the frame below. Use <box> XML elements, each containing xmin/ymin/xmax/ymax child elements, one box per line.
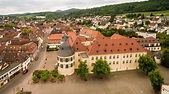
<box><xmin>65</xmin><ymin>0</ymin><xmax>169</xmax><ymax>18</ymax></box>
<box><xmin>6</xmin><ymin>0</ymin><xmax>169</xmax><ymax>19</ymax></box>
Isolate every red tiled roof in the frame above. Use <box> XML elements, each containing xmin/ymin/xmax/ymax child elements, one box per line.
<box><xmin>87</xmin><ymin>34</ymin><xmax>146</xmax><ymax>55</ymax></box>
<box><xmin>110</xmin><ymin>34</ymin><xmax>128</xmax><ymax>39</ymax></box>
<box><xmin>48</xmin><ymin>34</ymin><xmax>64</xmax><ymax>43</ymax></box>
<box><xmin>134</xmin><ymin>37</ymin><xmax>159</xmax><ymax>43</ymax></box>
<box><xmin>80</xmin><ymin>28</ymin><xmax>104</xmax><ymax>38</ymax></box>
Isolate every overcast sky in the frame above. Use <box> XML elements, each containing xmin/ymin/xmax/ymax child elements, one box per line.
<box><xmin>0</xmin><ymin>0</ymin><xmax>147</xmax><ymax>15</ymax></box>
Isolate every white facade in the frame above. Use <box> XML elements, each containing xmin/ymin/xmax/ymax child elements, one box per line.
<box><xmin>136</xmin><ymin>32</ymin><xmax>156</xmax><ymax>38</ymax></box>
<box><xmin>161</xmin><ymin>84</ymin><xmax>169</xmax><ymax>94</ymax></box>
<box><xmin>57</xmin><ymin>55</ymin><xmax>75</xmax><ymax>76</ymax></box>
<box><xmin>22</xmin><ymin>57</ymin><xmax>31</xmax><ymax>71</ymax></box>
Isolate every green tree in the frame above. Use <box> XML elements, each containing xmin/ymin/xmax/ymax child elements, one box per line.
<box><xmin>76</xmin><ymin>61</ymin><xmax>89</xmax><ymax>80</ymax></box>
<box><xmin>134</xmin><ymin>22</ymin><xmax>137</xmax><ymax>28</ymax></box>
<box><xmin>32</xmin><ymin>76</ymin><xmax>39</xmax><ymax>83</ymax></box>
<box><xmin>21</xmin><ymin>28</ymin><xmax>32</xmax><ymax>33</ymax></box>
<box><xmin>161</xmin><ymin>49</ymin><xmax>169</xmax><ymax>68</ymax></box>
<box><xmin>148</xmin><ymin>70</ymin><xmax>164</xmax><ymax>92</ymax></box>
<box><xmin>40</xmin><ymin>70</ymin><xmax>49</xmax><ymax>82</ymax></box>
<box><xmin>145</xmin><ymin>21</ymin><xmax>150</xmax><ymax>26</ymax></box>
<box><xmin>138</xmin><ymin>55</ymin><xmax>157</xmax><ymax>74</ymax></box>
<box><xmin>162</xmin><ymin>36</ymin><xmax>169</xmax><ymax>48</ymax></box>
<box><xmin>58</xmin><ymin>75</ymin><xmax>65</xmax><ymax>81</ymax></box>
<box><xmin>109</xmin><ymin>15</ymin><xmax>116</xmax><ymax>23</ymax></box>
<box><xmin>50</xmin><ymin>69</ymin><xmax>58</xmax><ymax>77</ymax></box>
<box><xmin>92</xmin><ymin>59</ymin><xmax>111</xmax><ymax>78</ymax></box>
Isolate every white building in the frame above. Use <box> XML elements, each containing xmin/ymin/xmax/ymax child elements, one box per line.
<box><xmin>136</xmin><ymin>31</ymin><xmax>156</xmax><ymax>38</ymax></box>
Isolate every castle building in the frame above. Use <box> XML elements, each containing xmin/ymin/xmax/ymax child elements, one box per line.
<box><xmin>56</xmin><ymin>28</ymin><xmax>147</xmax><ymax>75</ymax></box>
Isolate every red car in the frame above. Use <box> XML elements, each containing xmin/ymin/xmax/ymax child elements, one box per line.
<box><xmin>23</xmin><ymin>69</ymin><xmax>29</xmax><ymax>74</ymax></box>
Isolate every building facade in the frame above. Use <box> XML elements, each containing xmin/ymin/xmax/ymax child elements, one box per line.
<box><xmin>56</xmin><ymin>29</ymin><xmax>147</xmax><ymax>75</ymax></box>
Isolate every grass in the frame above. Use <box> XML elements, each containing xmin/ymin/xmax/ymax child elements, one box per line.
<box><xmin>126</xmin><ymin>10</ymin><xmax>169</xmax><ymax>16</ymax></box>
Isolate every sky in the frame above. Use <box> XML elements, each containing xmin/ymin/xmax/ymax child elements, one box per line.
<box><xmin>0</xmin><ymin>0</ymin><xmax>147</xmax><ymax>15</ymax></box>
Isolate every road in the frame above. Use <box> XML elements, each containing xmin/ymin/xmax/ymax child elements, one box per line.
<box><xmin>0</xmin><ymin>32</ymin><xmax>48</xmax><ymax>94</ymax></box>
<box><xmin>0</xmin><ymin>48</ymin><xmax>46</xmax><ymax>94</ymax></box>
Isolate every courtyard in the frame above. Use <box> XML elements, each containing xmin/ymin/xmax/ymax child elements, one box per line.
<box><xmin>6</xmin><ymin>51</ymin><xmax>169</xmax><ymax>94</ymax></box>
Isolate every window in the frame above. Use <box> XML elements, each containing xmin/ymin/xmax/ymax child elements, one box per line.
<box><xmin>78</xmin><ymin>59</ymin><xmax>80</xmax><ymax>62</ymax></box>
<box><xmin>109</xmin><ymin>61</ymin><xmax>111</xmax><ymax>65</ymax></box>
<box><xmin>135</xmin><ymin>59</ymin><xmax>137</xmax><ymax>63</ymax></box>
<box><xmin>113</xmin><ymin>61</ymin><xmax>115</xmax><ymax>64</ymax></box>
<box><xmin>109</xmin><ymin>56</ymin><xmax>111</xmax><ymax>59</ymax></box>
<box><xmin>71</xmin><ymin>57</ymin><xmax>73</xmax><ymax>61</ymax></box>
<box><xmin>130</xmin><ymin>60</ymin><xmax>132</xmax><ymax>63</ymax></box>
<box><xmin>135</xmin><ymin>54</ymin><xmax>137</xmax><ymax>57</ymax></box>
<box><xmin>123</xmin><ymin>55</ymin><xmax>125</xmax><ymax>58</ymax></box>
<box><xmin>71</xmin><ymin>63</ymin><xmax>73</xmax><ymax>67</ymax></box>
<box><xmin>117</xmin><ymin>55</ymin><xmax>119</xmax><ymax>58</ymax></box>
<box><xmin>57</xmin><ymin>57</ymin><xmax>59</xmax><ymax>60</ymax></box>
<box><xmin>113</xmin><ymin>56</ymin><xmax>115</xmax><ymax>59</ymax></box>
<box><xmin>100</xmin><ymin>56</ymin><xmax>102</xmax><ymax>59</ymax></box>
<box><xmin>104</xmin><ymin>56</ymin><xmax>106</xmax><ymax>59</ymax></box>
<box><xmin>60</xmin><ymin>64</ymin><xmax>63</xmax><ymax>68</ymax></box>
<box><xmin>126</xmin><ymin>60</ymin><xmax>128</xmax><ymax>64</ymax></box>
<box><xmin>116</xmin><ymin>61</ymin><xmax>119</xmax><ymax>64</ymax></box>
<box><xmin>127</xmin><ymin>55</ymin><xmax>128</xmax><ymax>58</ymax></box>
<box><xmin>130</xmin><ymin>54</ymin><xmax>132</xmax><ymax>57</ymax></box>
<box><xmin>65</xmin><ymin>58</ymin><xmax>69</xmax><ymax>62</ymax></box>
<box><xmin>66</xmin><ymin>64</ymin><xmax>69</xmax><ymax>68</ymax></box>
<box><xmin>91</xmin><ymin>57</ymin><xmax>94</xmax><ymax>60</ymax></box>
<box><xmin>123</xmin><ymin>61</ymin><xmax>125</xmax><ymax>64</ymax></box>
<box><xmin>84</xmin><ymin>60</ymin><xmax>87</xmax><ymax>63</ymax></box>
<box><xmin>96</xmin><ymin>56</ymin><xmax>98</xmax><ymax>60</ymax></box>
<box><xmin>60</xmin><ymin>58</ymin><xmax>63</xmax><ymax>62</ymax></box>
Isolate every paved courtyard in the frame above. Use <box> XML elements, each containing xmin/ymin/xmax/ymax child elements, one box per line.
<box><xmin>7</xmin><ymin>51</ymin><xmax>169</xmax><ymax>94</ymax></box>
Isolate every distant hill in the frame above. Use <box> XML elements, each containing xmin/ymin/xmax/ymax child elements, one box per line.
<box><xmin>65</xmin><ymin>0</ymin><xmax>169</xmax><ymax>18</ymax></box>
<box><xmin>5</xmin><ymin>0</ymin><xmax>169</xmax><ymax>19</ymax></box>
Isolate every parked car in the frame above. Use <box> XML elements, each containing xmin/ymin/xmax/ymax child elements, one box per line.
<box><xmin>23</xmin><ymin>69</ymin><xmax>29</xmax><ymax>74</ymax></box>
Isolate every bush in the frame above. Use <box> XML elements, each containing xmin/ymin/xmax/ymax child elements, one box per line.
<box><xmin>58</xmin><ymin>75</ymin><xmax>65</xmax><ymax>81</ymax></box>
<box><xmin>50</xmin><ymin>70</ymin><xmax>58</xmax><ymax>77</ymax></box>
<box><xmin>50</xmin><ymin>76</ymin><xmax>56</xmax><ymax>82</ymax></box>
<box><xmin>32</xmin><ymin>76</ymin><xmax>39</xmax><ymax>83</ymax></box>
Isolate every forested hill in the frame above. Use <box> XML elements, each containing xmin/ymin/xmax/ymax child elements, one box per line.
<box><xmin>65</xmin><ymin>0</ymin><xmax>169</xmax><ymax>18</ymax></box>
<box><xmin>6</xmin><ymin>0</ymin><xmax>169</xmax><ymax>19</ymax></box>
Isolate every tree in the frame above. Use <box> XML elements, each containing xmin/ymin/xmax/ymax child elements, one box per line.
<box><xmin>92</xmin><ymin>59</ymin><xmax>111</xmax><ymax>78</ymax></box>
<box><xmin>21</xmin><ymin>28</ymin><xmax>32</xmax><ymax>33</ymax></box>
<box><xmin>58</xmin><ymin>75</ymin><xmax>65</xmax><ymax>81</ymax></box>
<box><xmin>76</xmin><ymin>61</ymin><xmax>89</xmax><ymax>80</ymax></box>
<box><xmin>50</xmin><ymin>69</ymin><xmax>58</xmax><ymax>77</ymax></box>
<box><xmin>134</xmin><ymin>22</ymin><xmax>137</xmax><ymax>28</ymax></box>
<box><xmin>148</xmin><ymin>70</ymin><xmax>164</xmax><ymax>92</ymax></box>
<box><xmin>40</xmin><ymin>70</ymin><xmax>49</xmax><ymax>82</ymax></box>
<box><xmin>145</xmin><ymin>21</ymin><xmax>150</xmax><ymax>26</ymax></box>
<box><xmin>161</xmin><ymin>49</ymin><xmax>169</xmax><ymax>68</ymax></box>
<box><xmin>32</xmin><ymin>76</ymin><xmax>39</xmax><ymax>83</ymax></box>
<box><xmin>138</xmin><ymin>55</ymin><xmax>157</xmax><ymax>74</ymax></box>
<box><xmin>109</xmin><ymin>15</ymin><xmax>116</xmax><ymax>23</ymax></box>
<box><xmin>150</xmin><ymin>13</ymin><xmax>154</xmax><ymax>16</ymax></box>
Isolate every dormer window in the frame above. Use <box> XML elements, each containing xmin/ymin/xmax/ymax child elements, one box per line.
<box><xmin>105</xmin><ymin>44</ymin><xmax>107</xmax><ymax>46</ymax></box>
<box><xmin>104</xmin><ymin>49</ymin><xmax>107</xmax><ymax>52</ymax></box>
<box><xmin>112</xmin><ymin>44</ymin><xmax>114</xmax><ymax>46</ymax></box>
<box><xmin>119</xmin><ymin>43</ymin><xmax>121</xmax><ymax>45</ymax></box>
<box><xmin>98</xmin><ymin>44</ymin><xmax>100</xmax><ymax>46</ymax></box>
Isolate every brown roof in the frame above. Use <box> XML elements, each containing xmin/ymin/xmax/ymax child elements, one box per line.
<box><xmin>80</xmin><ymin>28</ymin><xmax>104</xmax><ymax>38</ymax></box>
<box><xmin>135</xmin><ymin>37</ymin><xmax>159</xmax><ymax>43</ymax></box>
<box><xmin>87</xmin><ymin>34</ymin><xmax>146</xmax><ymax>55</ymax></box>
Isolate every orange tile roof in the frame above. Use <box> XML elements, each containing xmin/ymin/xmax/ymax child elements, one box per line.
<box><xmin>110</xmin><ymin>34</ymin><xmax>128</xmax><ymax>39</ymax></box>
<box><xmin>87</xmin><ymin>34</ymin><xmax>146</xmax><ymax>55</ymax></box>
<box><xmin>48</xmin><ymin>34</ymin><xmax>64</xmax><ymax>42</ymax></box>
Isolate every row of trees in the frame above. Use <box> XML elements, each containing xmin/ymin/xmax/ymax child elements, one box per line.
<box><xmin>32</xmin><ymin>69</ymin><xmax>62</xmax><ymax>83</ymax></box>
<box><xmin>76</xmin><ymin>59</ymin><xmax>111</xmax><ymax>80</ymax></box>
<box><xmin>138</xmin><ymin>55</ymin><xmax>164</xmax><ymax>93</ymax></box>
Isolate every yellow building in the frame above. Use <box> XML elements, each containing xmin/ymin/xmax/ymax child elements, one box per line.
<box><xmin>56</xmin><ymin>28</ymin><xmax>147</xmax><ymax>75</ymax></box>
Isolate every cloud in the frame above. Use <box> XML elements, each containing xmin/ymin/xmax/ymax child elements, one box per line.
<box><xmin>0</xmin><ymin>0</ymin><xmax>146</xmax><ymax>15</ymax></box>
